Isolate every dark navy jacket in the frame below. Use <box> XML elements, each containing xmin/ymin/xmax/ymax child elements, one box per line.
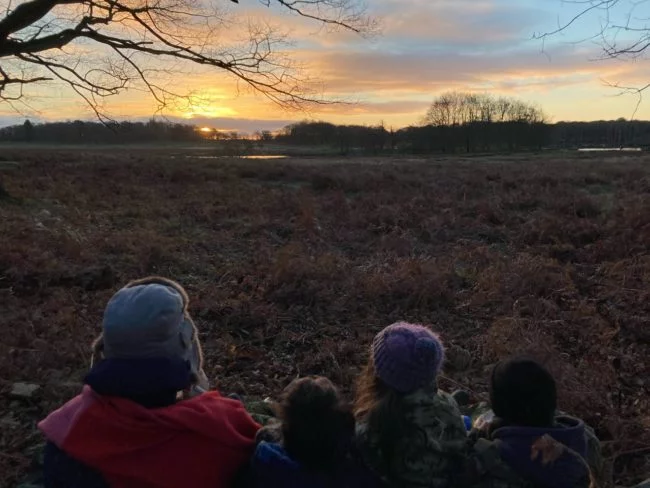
<box><xmin>491</xmin><ymin>415</ymin><xmax>590</xmax><ymax>488</ymax></box>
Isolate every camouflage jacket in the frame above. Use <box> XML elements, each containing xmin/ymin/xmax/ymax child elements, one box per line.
<box><xmin>355</xmin><ymin>385</ymin><xmax>468</xmax><ymax>488</ymax></box>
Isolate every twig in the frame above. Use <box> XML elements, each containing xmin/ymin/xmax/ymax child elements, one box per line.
<box><xmin>612</xmin><ymin>445</ymin><xmax>650</xmax><ymax>460</ymax></box>
<box><xmin>439</xmin><ymin>373</ymin><xmax>488</xmax><ymax>400</ymax></box>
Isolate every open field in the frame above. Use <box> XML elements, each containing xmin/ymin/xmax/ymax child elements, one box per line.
<box><xmin>1</xmin><ymin>149</ymin><xmax>649</xmax><ymax>486</ymax></box>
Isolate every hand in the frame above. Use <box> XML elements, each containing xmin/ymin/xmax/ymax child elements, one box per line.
<box><xmin>473</xmin><ymin>409</ymin><xmax>495</xmax><ymax>431</ymax></box>
<box><xmin>255</xmin><ymin>422</ymin><xmax>282</xmax><ymax>444</ymax></box>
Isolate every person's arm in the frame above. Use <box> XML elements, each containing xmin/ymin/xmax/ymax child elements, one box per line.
<box><xmin>43</xmin><ymin>442</ymin><xmax>109</xmax><ymax>488</ymax></box>
<box><xmin>254</xmin><ymin>421</ymin><xmax>282</xmax><ymax>444</ymax></box>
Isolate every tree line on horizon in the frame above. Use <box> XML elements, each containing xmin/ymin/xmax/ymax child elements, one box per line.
<box><xmin>2</xmin><ymin>92</ymin><xmax>650</xmax><ymax>152</ymax></box>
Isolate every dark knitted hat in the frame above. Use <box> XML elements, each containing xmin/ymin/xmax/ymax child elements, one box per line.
<box><xmin>91</xmin><ymin>276</ymin><xmax>209</xmax><ymax>391</ymax></box>
<box><xmin>371</xmin><ymin>322</ymin><xmax>445</xmax><ymax>393</ymax></box>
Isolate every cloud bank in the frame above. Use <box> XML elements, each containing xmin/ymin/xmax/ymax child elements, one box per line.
<box><xmin>1</xmin><ymin>0</ymin><xmax>648</xmax><ymax>128</ymax></box>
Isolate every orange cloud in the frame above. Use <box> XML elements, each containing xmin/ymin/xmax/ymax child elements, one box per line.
<box><xmin>2</xmin><ymin>0</ymin><xmax>650</xmax><ymax>127</ymax></box>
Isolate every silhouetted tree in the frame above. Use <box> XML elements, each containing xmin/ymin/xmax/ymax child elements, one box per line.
<box><xmin>274</xmin><ymin>120</ymin><xmax>388</xmax><ymax>154</ymax></box>
<box><xmin>419</xmin><ymin>92</ymin><xmax>547</xmax><ymax>153</ymax></box>
<box><xmin>22</xmin><ymin>118</ymin><xmax>33</xmax><ymax>142</ymax></box>
<box><xmin>0</xmin><ymin>0</ymin><xmax>375</xmax><ymax>121</ymax></box>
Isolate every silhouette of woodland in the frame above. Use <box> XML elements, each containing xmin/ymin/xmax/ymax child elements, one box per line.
<box><xmin>2</xmin><ymin>92</ymin><xmax>650</xmax><ymax>153</ymax></box>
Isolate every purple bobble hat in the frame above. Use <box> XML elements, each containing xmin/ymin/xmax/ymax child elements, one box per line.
<box><xmin>372</xmin><ymin>322</ymin><xmax>445</xmax><ymax>393</ymax></box>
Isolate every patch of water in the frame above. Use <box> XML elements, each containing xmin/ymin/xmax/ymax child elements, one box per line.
<box><xmin>188</xmin><ymin>155</ymin><xmax>288</xmax><ymax>160</ymax></box>
<box><xmin>243</xmin><ymin>155</ymin><xmax>288</xmax><ymax>160</ymax></box>
<box><xmin>578</xmin><ymin>147</ymin><xmax>642</xmax><ymax>152</ymax></box>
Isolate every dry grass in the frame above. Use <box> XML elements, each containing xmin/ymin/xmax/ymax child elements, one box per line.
<box><xmin>1</xmin><ymin>148</ymin><xmax>649</xmax><ymax>486</ymax></box>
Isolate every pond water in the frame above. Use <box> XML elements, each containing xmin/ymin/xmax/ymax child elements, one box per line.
<box><xmin>578</xmin><ymin>147</ymin><xmax>642</xmax><ymax>152</ymax></box>
<box><xmin>189</xmin><ymin>155</ymin><xmax>288</xmax><ymax>160</ymax></box>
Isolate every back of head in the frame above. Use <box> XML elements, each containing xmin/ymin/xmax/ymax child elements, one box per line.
<box><xmin>280</xmin><ymin>376</ymin><xmax>354</xmax><ymax>471</ymax></box>
<box><xmin>103</xmin><ymin>282</ymin><xmax>186</xmax><ymax>358</ymax></box>
<box><xmin>354</xmin><ymin>322</ymin><xmax>446</xmax><ymax>479</ymax></box>
<box><xmin>371</xmin><ymin>322</ymin><xmax>445</xmax><ymax>394</ymax></box>
<box><xmin>91</xmin><ymin>276</ymin><xmax>208</xmax><ymax>394</ymax></box>
<box><xmin>490</xmin><ymin>357</ymin><xmax>557</xmax><ymax>428</ymax></box>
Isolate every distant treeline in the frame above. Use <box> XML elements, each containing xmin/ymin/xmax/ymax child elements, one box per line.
<box><xmin>2</xmin><ymin>93</ymin><xmax>650</xmax><ymax>153</ymax></box>
<box><xmin>0</xmin><ymin>120</ymin><xmax>204</xmax><ymax>145</ymax></box>
<box><xmin>551</xmin><ymin>120</ymin><xmax>650</xmax><ymax>149</ymax></box>
<box><xmin>274</xmin><ymin>120</ymin><xmax>650</xmax><ymax>154</ymax></box>
<box><xmin>275</xmin><ymin>94</ymin><xmax>650</xmax><ymax>153</ymax></box>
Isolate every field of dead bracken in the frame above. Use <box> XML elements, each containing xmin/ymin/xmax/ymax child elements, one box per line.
<box><xmin>1</xmin><ymin>148</ymin><xmax>649</xmax><ymax>487</ymax></box>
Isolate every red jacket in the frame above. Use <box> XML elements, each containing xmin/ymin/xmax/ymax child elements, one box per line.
<box><xmin>39</xmin><ymin>386</ymin><xmax>260</xmax><ymax>488</ymax></box>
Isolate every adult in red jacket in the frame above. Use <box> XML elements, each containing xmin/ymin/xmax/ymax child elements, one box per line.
<box><xmin>39</xmin><ymin>277</ymin><xmax>260</xmax><ymax>488</ymax></box>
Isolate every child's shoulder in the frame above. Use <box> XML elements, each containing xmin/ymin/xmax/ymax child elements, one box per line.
<box><xmin>401</xmin><ymin>386</ymin><xmax>468</xmax><ymax>438</ymax></box>
<box><xmin>404</xmin><ymin>386</ymin><xmax>463</xmax><ymax>418</ymax></box>
<box><xmin>463</xmin><ymin>438</ymin><xmax>536</xmax><ymax>488</ymax></box>
<box><xmin>252</xmin><ymin>441</ymin><xmax>300</xmax><ymax>470</ymax></box>
<box><xmin>404</xmin><ymin>385</ymin><xmax>459</xmax><ymax>406</ymax></box>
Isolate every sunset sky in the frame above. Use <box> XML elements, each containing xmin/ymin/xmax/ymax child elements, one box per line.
<box><xmin>1</xmin><ymin>0</ymin><xmax>649</xmax><ymax>131</ymax></box>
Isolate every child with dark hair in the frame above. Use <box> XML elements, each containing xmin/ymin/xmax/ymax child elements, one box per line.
<box><xmin>467</xmin><ymin>357</ymin><xmax>602</xmax><ymax>488</ymax></box>
<box><xmin>243</xmin><ymin>376</ymin><xmax>382</xmax><ymax>488</ymax></box>
<box><xmin>490</xmin><ymin>357</ymin><xmax>558</xmax><ymax>428</ymax></box>
<box><xmin>354</xmin><ymin>322</ymin><xmax>468</xmax><ymax>488</ymax></box>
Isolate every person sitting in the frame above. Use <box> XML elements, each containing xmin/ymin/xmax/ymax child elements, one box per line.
<box><xmin>242</xmin><ymin>375</ymin><xmax>382</xmax><ymax>488</ymax></box>
<box><xmin>354</xmin><ymin>322</ymin><xmax>468</xmax><ymax>487</ymax></box>
<box><xmin>39</xmin><ymin>276</ymin><xmax>260</xmax><ymax>488</ymax></box>
<box><xmin>466</xmin><ymin>357</ymin><xmax>600</xmax><ymax>488</ymax></box>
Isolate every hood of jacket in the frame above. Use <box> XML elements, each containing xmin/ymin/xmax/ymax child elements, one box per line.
<box><xmin>85</xmin><ymin>356</ymin><xmax>192</xmax><ymax>408</ymax></box>
<box><xmin>492</xmin><ymin>415</ymin><xmax>590</xmax><ymax>488</ymax></box>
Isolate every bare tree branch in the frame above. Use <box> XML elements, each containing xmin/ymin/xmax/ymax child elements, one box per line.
<box><xmin>539</xmin><ymin>0</ymin><xmax>650</xmax><ymax>115</ymax></box>
<box><xmin>602</xmin><ymin>79</ymin><xmax>650</xmax><ymax>118</ymax></box>
<box><xmin>0</xmin><ymin>0</ymin><xmax>79</xmax><ymax>40</ymax></box>
<box><xmin>0</xmin><ymin>0</ymin><xmax>373</xmax><ymax>120</ymax></box>
<box><xmin>264</xmin><ymin>0</ymin><xmax>376</xmax><ymax>35</ymax></box>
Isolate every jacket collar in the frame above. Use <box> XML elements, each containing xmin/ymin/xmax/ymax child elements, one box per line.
<box><xmin>84</xmin><ymin>357</ymin><xmax>192</xmax><ymax>408</ymax></box>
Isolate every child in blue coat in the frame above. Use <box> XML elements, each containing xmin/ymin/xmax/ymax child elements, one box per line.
<box><xmin>242</xmin><ymin>376</ymin><xmax>382</xmax><ymax>488</ymax></box>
